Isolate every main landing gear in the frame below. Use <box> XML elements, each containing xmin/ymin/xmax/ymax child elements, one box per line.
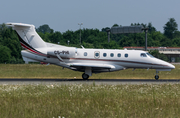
<box><xmin>155</xmin><ymin>71</ymin><xmax>159</xmax><ymax>80</ymax></box>
<box><xmin>82</xmin><ymin>73</ymin><xmax>89</xmax><ymax>80</ymax></box>
<box><xmin>82</xmin><ymin>67</ymin><xmax>91</xmax><ymax>80</ymax></box>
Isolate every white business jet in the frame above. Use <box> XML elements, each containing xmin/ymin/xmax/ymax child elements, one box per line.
<box><xmin>6</xmin><ymin>23</ymin><xmax>175</xmax><ymax>80</ymax></box>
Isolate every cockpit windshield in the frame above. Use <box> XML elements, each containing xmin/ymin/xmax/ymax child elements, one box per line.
<box><xmin>146</xmin><ymin>53</ymin><xmax>154</xmax><ymax>58</ymax></box>
<box><xmin>140</xmin><ymin>53</ymin><xmax>147</xmax><ymax>57</ymax></box>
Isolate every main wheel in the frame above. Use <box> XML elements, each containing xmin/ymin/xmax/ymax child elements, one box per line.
<box><xmin>82</xmin><ymin>73</ymin><xmax>89</xmax><ymax>80</ymax></box>
<box><xmin>155</xmin><ymin>75</ymin><xmax>159</xmax><ymax>80</ymax></box>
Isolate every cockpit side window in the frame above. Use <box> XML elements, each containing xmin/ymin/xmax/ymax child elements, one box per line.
<box><xmin>146</xmin><ymin>53</ymin><xmax>154</xmax><ymax>58</ymax></box>
<box><xmin>140</xmin><ymin>53</ymin><xmax>147</xmax><ymax>57</ymax></box>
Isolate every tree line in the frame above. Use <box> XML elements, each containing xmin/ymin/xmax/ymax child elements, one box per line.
<box><xmin>0</xmin><ymin>18</ymin><xmax>179</xmax><ymax>63</ymax></box>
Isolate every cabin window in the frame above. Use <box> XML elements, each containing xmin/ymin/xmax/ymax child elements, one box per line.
<box><xmin>103</xmin><ymin>53</ymin><xmax>107</xmax><ymax>57</ymax></box>
<box><xmin>84</xmin><ymin>52</ymin><xmax>87</xmax><ymax>56</ymax></box>
<box><xmin>140</xmin><ymin>53</ymin><xmax>147</xmax><ymax>57</ymax></box>
<box><xmin>110</xmin><ymin>53</ymin><xmax>114</xmax><ymax>57</ymax></box>
<box><xmin>95</xmin><ymin>53</ymin><xmax>99</xmax><ymax>57</ymax></box>
<box><xmin>117</xmin><ymin>53</ymin><xmax>121</xmax><ymax>57</ymax></box>
<box><xmin>125</xmin><ymin>53</ymin><xmax>128</xmax><ymax>58</ymax></box>
<box><xmin>94</xmin><ymin>51</ymin><xmax>100</xmax><ymax>58</ymax></box>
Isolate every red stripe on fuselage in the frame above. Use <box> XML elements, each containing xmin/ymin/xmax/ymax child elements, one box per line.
<box><xmin>20</xmin><ymin>42</ymin><xmax>46</xmax><ymax>57</ymax></box>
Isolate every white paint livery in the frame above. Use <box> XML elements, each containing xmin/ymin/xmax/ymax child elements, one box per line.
<box><xmin>6</xmin><ymin>23</ymin><xmax>175</xmax><ymax>80</ymax></box>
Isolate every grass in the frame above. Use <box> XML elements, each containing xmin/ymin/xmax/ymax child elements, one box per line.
<box><xmin>0</xmin><ymin>64</ymin><xmax>180</xmax><ymax>79</ymax></box>
<box><xmin>0</xmin><ymin>64</ymin><xmax>180</xmax><ymax>117</ymax></box>
<box><xmin>0</xmin><ymin>84</ymin><xmax>180</xmax><ymax>117</ymax></box>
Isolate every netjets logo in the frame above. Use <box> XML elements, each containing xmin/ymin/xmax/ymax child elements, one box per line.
<box><xmin>54</xmin><ymin>50</ymin><xmax>69</xmax><ymax>55</ymax></box>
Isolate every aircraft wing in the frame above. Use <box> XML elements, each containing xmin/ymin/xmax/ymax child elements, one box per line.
<box><xmin>69</xmin><ymin>63</ymin><xmax>115</xmax><ymax>69</ymax></box>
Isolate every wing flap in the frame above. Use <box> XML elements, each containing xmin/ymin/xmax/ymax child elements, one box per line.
<box><xmin>69</xmin><ymin>63</ymin><xmax>115</xmax><ymax>69</ymax></box>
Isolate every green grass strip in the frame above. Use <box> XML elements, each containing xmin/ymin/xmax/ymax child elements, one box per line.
<box><xmin>0</xmin><ymin>64</ymin><xmax>179</xmax><ymax>79</ymax></box>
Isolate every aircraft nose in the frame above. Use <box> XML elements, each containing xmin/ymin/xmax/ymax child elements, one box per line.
<box><xmin>168</xmin><ymin>63</ymin><xmax>175</xmax><ymax>69</ymax></box>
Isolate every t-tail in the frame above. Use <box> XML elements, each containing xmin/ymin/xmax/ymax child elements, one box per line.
<box><xmin>6</xmin><ymin>23</ymin><xmax>46</xmax><ymax>49</ymax></box>
<box><xmin>6</xmin><ymin>23</ymin><xmax>47</xmax><ymax>63</ymax></box>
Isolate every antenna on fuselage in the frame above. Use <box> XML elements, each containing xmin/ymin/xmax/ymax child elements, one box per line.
<box><xmin>81</xmin><ymin>45</ymin><xmax>85</xmax><ymax>49</ymax></box>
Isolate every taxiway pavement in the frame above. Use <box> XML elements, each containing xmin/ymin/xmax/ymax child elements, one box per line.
<box><xmin>0</xmin><ymin>79</ymin><xmax>180</xmax><ymax>85</ymax></box>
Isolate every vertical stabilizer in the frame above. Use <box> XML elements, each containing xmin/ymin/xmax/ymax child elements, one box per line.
<box><xmin>6</xmin><ymin>23</ymin><xmax>46</xmax><ymax>49</ymax></box>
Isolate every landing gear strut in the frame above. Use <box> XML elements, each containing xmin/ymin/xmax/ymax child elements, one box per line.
<box><xmin>155</xmin><ymin>71</ymin><xmax>159</xmax><ymax>80</ymax></box>
<box><xmin>82</xmin><ymin>73</ymin><xmax>89</xmax><ymax>80</ymax></box>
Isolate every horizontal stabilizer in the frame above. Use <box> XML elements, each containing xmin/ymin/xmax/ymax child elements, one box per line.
<box><xmin>6</xmin><ymin>23</ymin><xmax>32</xmax><ymax>28</ymax></box>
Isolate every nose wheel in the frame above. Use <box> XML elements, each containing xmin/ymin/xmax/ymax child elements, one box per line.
<box><xmin>155</xmin><ymin>71</ymin><xmax>159</xmax><ymax>80</ymax></box>
<box><xmin>155</xmin><ymin>75</ymin><xmax>159</xmax><ymax>80</ymax></box>
<box><xmin>82</xmin><ymin>73</ymin><xmax>89</xmax><ymax>80</ymax></box>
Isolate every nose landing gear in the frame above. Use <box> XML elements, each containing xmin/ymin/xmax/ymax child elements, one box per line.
<box><xmin>155</xmin><ymin>71</ymin><xmax>159</xmax><ymax>80</ymax></box>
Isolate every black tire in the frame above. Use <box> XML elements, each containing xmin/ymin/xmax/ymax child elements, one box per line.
<box><xmin>155</xmin><ymin>75</ymin><xmax>159</xmax><ymax>80</ymax></box>
<box><xmin>82</xmin><ymin>73</ymin><xmax>89</xmax><ymax>80</ymax></box>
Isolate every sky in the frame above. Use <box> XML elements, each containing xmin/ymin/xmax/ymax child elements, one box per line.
<box><xmin>1</xmin><ymin>0</ymin><xmax>180</xmax><ymax>33</ymax></box>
